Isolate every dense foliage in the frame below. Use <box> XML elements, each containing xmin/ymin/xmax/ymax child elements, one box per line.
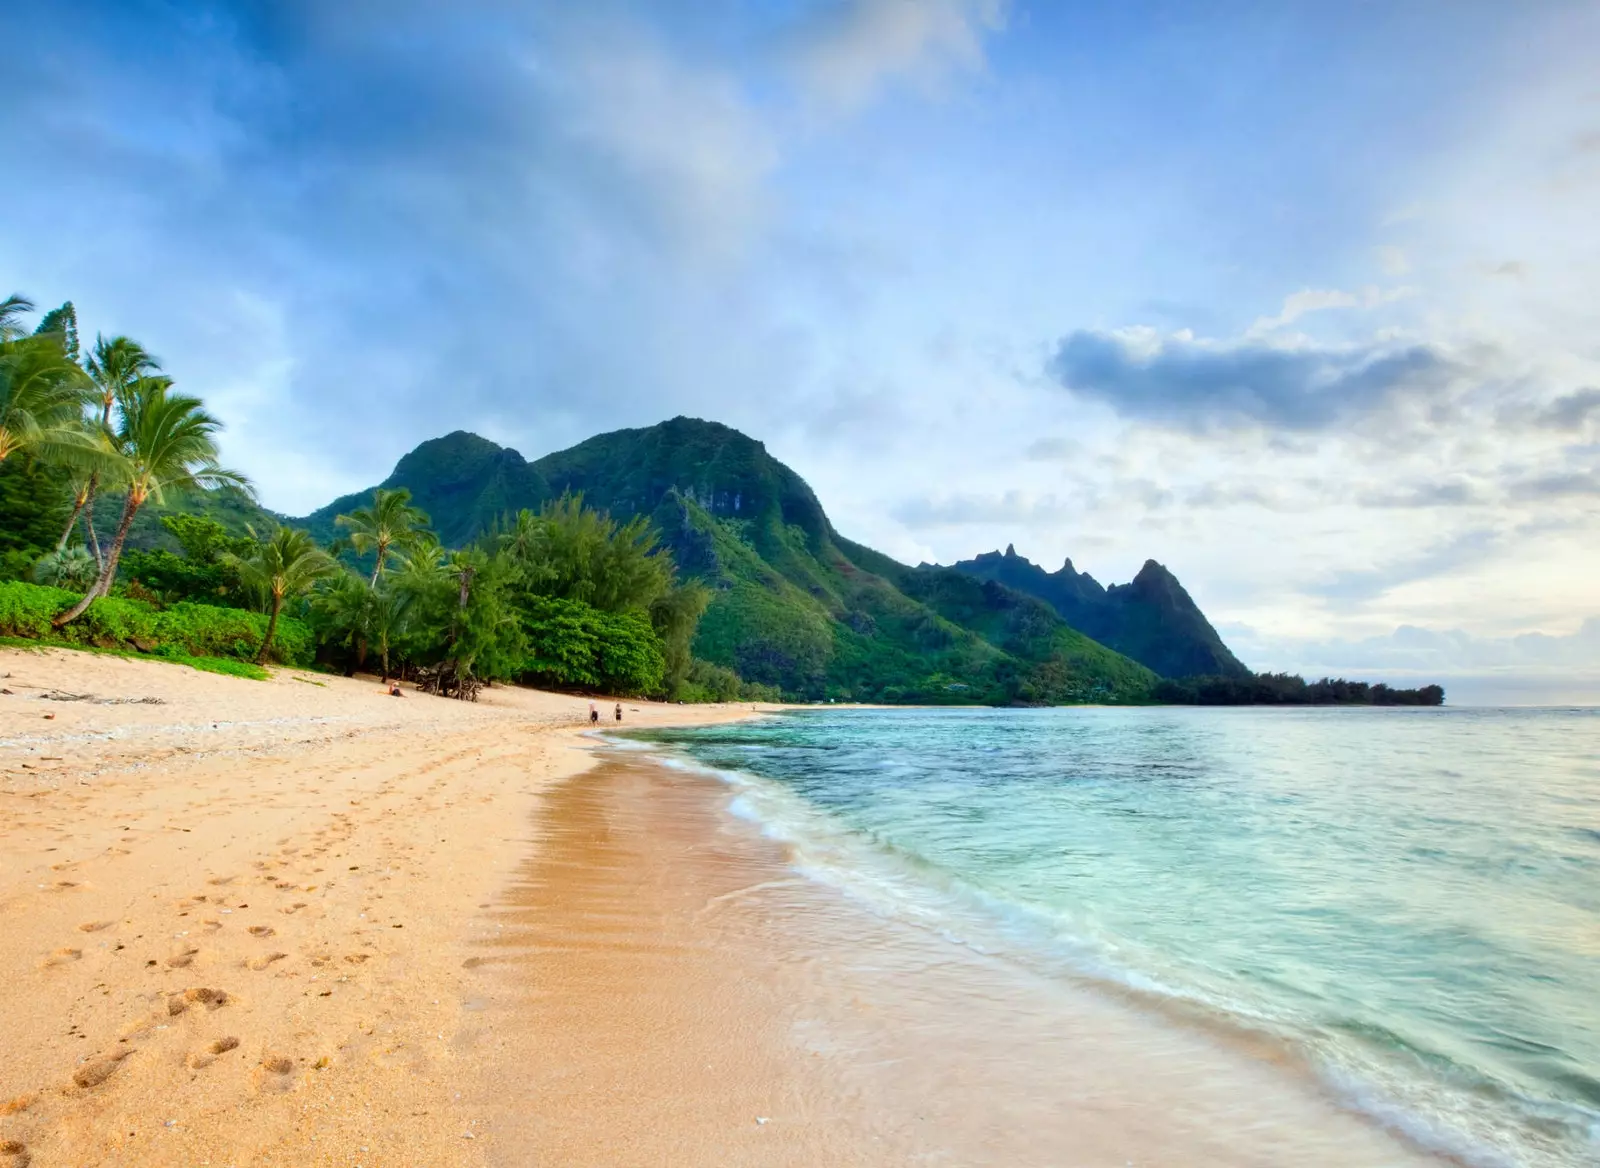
<box><xmin>0</xmin><ymin>580</ymin><xmax>311</xmax><ymax>665</ymax></box>
<box><xmin>1152</xmin><ymin>672</ymin><xmax>1445</xmax><ymax>706</ymax></box>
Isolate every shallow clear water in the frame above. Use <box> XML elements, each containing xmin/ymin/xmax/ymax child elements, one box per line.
<box><xmin>633</xmin><ymin>706</ymin><xmax>1600</xmax><ymax>1168</ymax></box>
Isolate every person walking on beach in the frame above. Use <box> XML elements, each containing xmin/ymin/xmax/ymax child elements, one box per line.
<box><xmin>589</xmin><ymin>700</ymin><xmax>599</xmax><ymax>725</ymax></box>
<box><xmin>615</xmin><ymin>702</ymin><xmax>622</xmax><ymax>722</ymax></box>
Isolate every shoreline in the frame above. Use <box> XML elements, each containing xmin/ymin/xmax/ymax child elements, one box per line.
<box><xmin>0</xmin><ymin>647</ymin><xmax>772</xmax><ymax>1166</ymax></box>
<box><xmin>470</xmin><ymin>741</ymin><xmax>1450</xmax><ymax>1167</ymax></box>
<box><xmin>1</xmin><ymin>647</ymin><xmax>1452</xmax><ymax>1165</ymax></box>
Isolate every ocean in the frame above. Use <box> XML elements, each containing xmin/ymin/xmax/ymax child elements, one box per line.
<box><xmin>627</xmin><ymin>706</ymin><xmax>1600</xmax><ymax>1168</ymax></box>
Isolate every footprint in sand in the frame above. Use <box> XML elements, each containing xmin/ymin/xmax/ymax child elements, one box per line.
<box><xmin>278</xmin><ymin>903</ymin><xmax>308</xmax><ymax>915</ymax></box>
<box><xmin>2</xmin><ymin>1138</ymin><xmax>31</xmax><ymax>1168</ymax></box>
<box><xmin>342</xmin><ymin>953</ymin><xmax>369</xmax><ymax>965</ymax></box>
<box><xmin>167</xmin><ymin>987</ymin><xmax>229</xmax><ymax>1016</ymax></box>
<box><xmin>206</xmin><ymin>876</ymin><xmax>235</xmax><ymax>886</ymax></box>
<box><xmin>246</xmin><ymin>952</ymin><xmax>287</xmax><ymax>971</ymax></box>
<box><xmin>247</xmin><ymin>925</ymin><xmax>275</xmax><ymax>938</ymax></box>
<box><xmin>72</xmin><ymin>1048</ymin><xmax>133</xmax><ymax>1089</ymax></box>
<box><xmin>186</xmin><ymin>1035</ymin><xmax>240</xmax><ymax>1069</ymax></box>
<box><xmin>76</xmin><ymin>920</ymin><xmax>113</xmax><ymax>933</ymax></box>
<box><xmin>165</xmin><ymin>948</ymin><xmax>199</xmax><ymax>969</ymax></box>
<box><xmin>251</xmin><ymin>1054</ymin><xmax>297</xmax><ymax>1094</ymax></box>
<box><xmin>41</xmin><ymin>947</ymin><xmax>82</xmax><ymax>968</ymax></box>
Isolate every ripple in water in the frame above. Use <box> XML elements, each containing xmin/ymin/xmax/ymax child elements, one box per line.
<box><xmin>629</xmin><ymin>705</ymin><xmax>1600</xmax><ymax>1168</ymax></box>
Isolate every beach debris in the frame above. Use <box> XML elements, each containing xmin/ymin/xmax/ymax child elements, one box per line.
<box><xmin>38</xmin><ymin>690</ymin><xmax>163</xmax><ymax>705</ymax></box>
<box><xmin>756</xmin><ymin>1117</ymin><xmax>769</xmax><ymax>1125</ymax></box>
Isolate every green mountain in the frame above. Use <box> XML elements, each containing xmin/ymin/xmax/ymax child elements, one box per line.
<box><xmin>290</xmin><ymin>419</ymin><xmax>1158</xmax><ymax>703</ymax></box>
<box><xmin>946</xmin><ymin>545</ymin><xmax>1248</xmax><ymax>679</ymax></box>
<box><xmin>97</xmin><ymin>418</ymin><xmax>1208</xmax><ymax>702</ymax></box>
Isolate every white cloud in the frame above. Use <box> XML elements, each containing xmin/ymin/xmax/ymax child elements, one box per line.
<box><xmin>790</xmin><ymin>0</ymin><xmax>1007</xmax><ymax>110</ymax></box>
<box><xmin>1248</xmin><ymin>284</ymin><xmax>1416</xmax><ymax>334</ymax></box>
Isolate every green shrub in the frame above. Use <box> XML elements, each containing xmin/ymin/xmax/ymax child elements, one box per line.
<box><xmin>517</xmin><ymin>595</ymin><xmax>666</xmax><ymax>696</ymax></box>
<box><xmin>676</xmin><ymin>657</ymin><xmax>782</xmax><ymax>703</ymax></box>
<box><xmin>0</xmin><ymin>580</ymin><xmax>311</xmax><ymax>666</ymax></box>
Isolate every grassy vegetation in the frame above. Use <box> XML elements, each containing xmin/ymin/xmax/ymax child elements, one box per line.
<box><xmin>0</xmin><ymin>634</ymin><xmax>270</xmax><ymax>680</ymax></box>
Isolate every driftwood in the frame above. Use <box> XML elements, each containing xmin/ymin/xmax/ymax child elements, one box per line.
<box><xmin>414</xmin><ymin>661</ymin><xmax>481</xmax><ymax>702</ymax></box>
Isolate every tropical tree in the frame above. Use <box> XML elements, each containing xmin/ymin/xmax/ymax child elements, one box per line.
<box><xmin>0</xmin><ymin>301</ymin><xmax>96</xmax><ymax>469</ymax></box>
<box><xmin>33</xmin><ymin>546</ymin><xmax>98</xmax><ymax>591</ymax></box>
<box><xmin>225</xmin><ymin>525</ymin><xmax>338</xmax><ymax>663</ymax></box>
<box><xmin>59</xmin><ymin>336</ymin><xmax>163</xmax><ymax>562</ymax></box>
<box><xmin>55</xmin><ymin>381</ymin><xmax>249</xmax><ymax>625</ymax></box>
<box><xmin>311</xmin><ymin>571</ymin><xmax>378</xmax><ymax>674</ymax></box>
<box><xmin>0</xmin><ymin>294</ymin><xmax>33</xmax><ymax>342</ymax></box>
<box><xmin>498</xmin><ymin>493</ymin><xmax>674</xmax><ymax>613</ymax></box>
<box><xmin>336</xmin><ymin>487</ymin><xmax>427</xmax><ymax>585</ymax></box>
<box><xmin>650</xmin><ymin>581</ymin><xmax>711</xmax><ymax>695</ymax></box>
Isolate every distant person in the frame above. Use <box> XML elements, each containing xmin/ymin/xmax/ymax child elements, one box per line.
<box><xmin>589</xmin><ymin>701</ymin><xmax>599</xmax><ymax>725</ymax></box>
<box><xmin>615</xmin><ymin>702</ymin><xmax>622</xmax><ymax>722</ymax></box>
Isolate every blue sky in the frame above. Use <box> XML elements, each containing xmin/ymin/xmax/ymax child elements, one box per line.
<box><xmin>6</xmin><ymin>1</ymin><xmax>1599</xmax><ymax>698</ymax></box>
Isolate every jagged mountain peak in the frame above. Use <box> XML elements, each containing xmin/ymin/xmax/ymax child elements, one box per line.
<box><xmin>948</xmin><ymin>547</ymin><xmax>1246</xmax><ymax>679</ymax></box>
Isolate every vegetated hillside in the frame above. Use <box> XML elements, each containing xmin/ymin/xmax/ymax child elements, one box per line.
<box><xmin>947</xmin><ymin>545</ymin><xmax>1249</xmax><ymax>679</ymax></box>
<box><xmin>285</xmin><ymin>419</ymin><xmax>1158</xmax><ymax>703</ymax></box>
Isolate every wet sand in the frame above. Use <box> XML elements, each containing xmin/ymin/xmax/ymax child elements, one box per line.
<box><xmin>468</xmin><ymin>754</ymin><xmax>1447</xmax><ymax>1166</ymax></box>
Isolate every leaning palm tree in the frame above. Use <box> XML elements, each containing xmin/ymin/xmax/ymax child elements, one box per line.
<box><xmin>59</xmin><ymin>336</ymin><xmax>163</xmax><ymax>565</ymax></box>
<box><xmin>225</xmin><ymin>526</ymin><xmax>338</xmax><ymax>664</ymax></box>
<box><xmin>336</xmin><ymin>487</ymin><xmax>428</xmax><ymax>585</ymax></box>
<box><xmin>55</xmin><ymin>381</ymin><xmax>250</xmax><ymax>626</ymax></box>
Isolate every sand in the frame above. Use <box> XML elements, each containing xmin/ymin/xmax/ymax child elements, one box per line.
<box><xmin>0</xmin><ymin>647</ymin><xmax>766</xmax><ymax>1166</ymax></box>
<box><xmin>1</xmin><ymin>648</ymin><xmax>1447</xmax><ymax>1166</ymax></box>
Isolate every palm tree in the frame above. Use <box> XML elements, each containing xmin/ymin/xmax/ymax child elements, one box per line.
<box><xmin>0</xmin><ymin>316</ymin><xmax>96</xmax><ymax>469</ymax></box>
<box><xmin>226</xmin><ymin>526</ymin><xmax>338</xmax><ymax>664</ymax></box>
<box><xmin>60</xmin><ymin>336</ymin><xmax>163</xmax><ymax>564</ymax></box>
<box><xmin>367</xmin><ymin>583</ymin><xmax>412</xmax><ymax>683</ymax></box>
<box><xmin>33</xmin><ymin>546</ymin><xmax>98</xmax><ymax>591</ymax></box>
<box><xmin>55</xmin><ymin>381</ymin><xmax>250</xmax><ymax>626</ymax></box>
<box><xmin>336</xmin><ymin>487</ymin><xmax>428</xmax><ymax>585</ymax></box>
<box><xmin>0</xmin><ymin>294</ymin><xmax>34</xmax><ymax>342</ymax></box>
<box><xmin>312</xmin><ymin>572</ymin><xmax>378</xmax><ymax>675</ymax></box>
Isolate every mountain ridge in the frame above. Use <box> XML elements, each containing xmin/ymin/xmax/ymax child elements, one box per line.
<box><xmin>122</xmin><ymin>417</ymin><xmax>1242</xmax><ymax>699</ymax></box>
<box><xmin>946</xmin><ymin>544</ymin><xmax>1249</xmax><ymax>679</ymax></box>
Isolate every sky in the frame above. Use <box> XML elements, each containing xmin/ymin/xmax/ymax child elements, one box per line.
<box><xmin>5</xmin><ymin>0</ymin><xmax>1599</xmax><ymax>700</ymax></box>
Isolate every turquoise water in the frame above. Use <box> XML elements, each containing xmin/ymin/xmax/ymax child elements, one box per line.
<box><xmin>634</xmin><ymin>706</ymin><xmax>1600</xmax><ymax>1167</ymax></box>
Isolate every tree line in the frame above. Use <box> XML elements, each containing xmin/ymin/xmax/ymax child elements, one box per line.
<box><xmin>1152</xmin><ymin>672</ymin><xmax>1445</xmax><ymax>706</ymax></box>
<box><xmin>1</xmin><ymin>293</ymin><xmax>767</xmax><ymax>701</ymax></box>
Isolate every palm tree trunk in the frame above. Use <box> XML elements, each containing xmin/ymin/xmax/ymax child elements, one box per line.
<box><xmin>81</xmin><ymin>476</ymin><xmax>103</xmax><ymax>569</ymax></box>
<box><xmin>56</xmin><ymin>483</ymin><xmax>90</xmax><ymax>552</ymax></box>
<box><xmin>257</xmin><ymin>597</ymin><xmax>282</xmax><ymax>665</ymax></box>
<box><xmin>55</xmin><ymin>492</ymin><xmax>138</xmax><ymax>625</ymax></box>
